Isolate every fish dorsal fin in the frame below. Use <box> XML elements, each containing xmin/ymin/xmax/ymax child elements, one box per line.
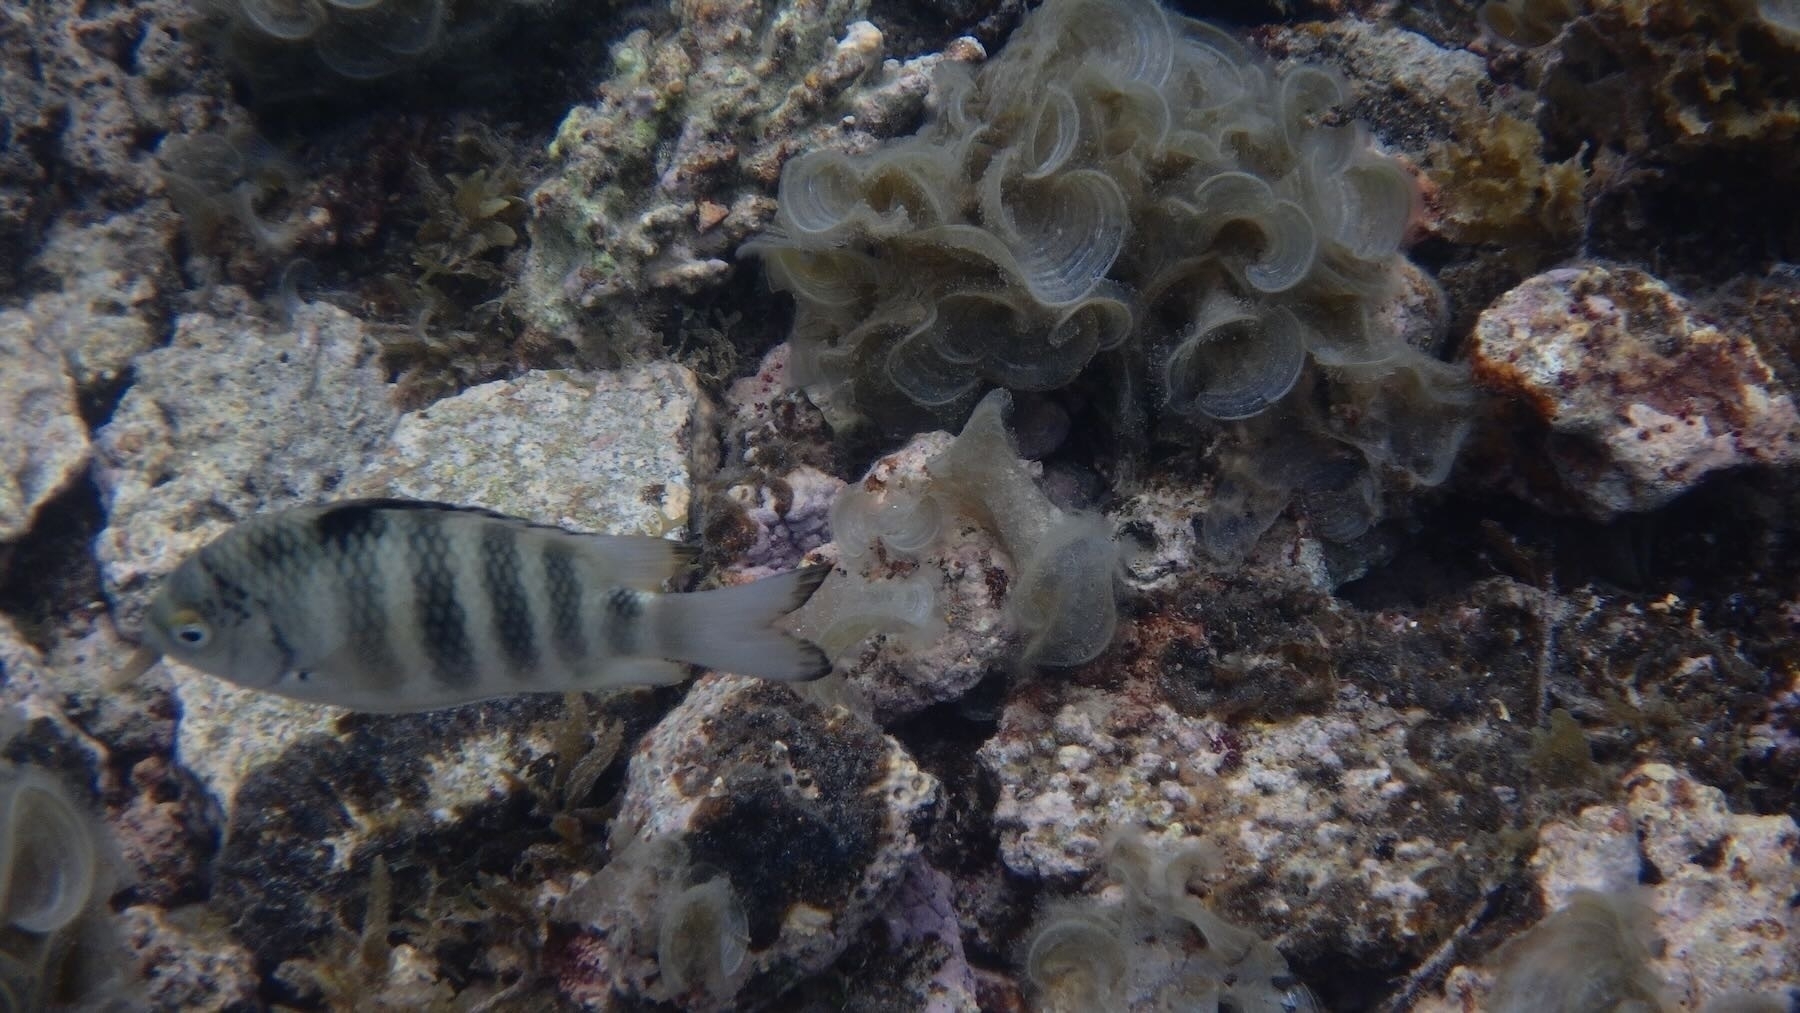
<box><xmin>309</xmin><ymin>499</ymin><xmax>696</xmax><ymax>590</ymax></box>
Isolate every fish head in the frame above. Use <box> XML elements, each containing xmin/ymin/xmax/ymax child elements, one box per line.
<box><xmin>141</xmin><ymin>557</ymin><xmax>286</xmax><ymax>690</ymax></box>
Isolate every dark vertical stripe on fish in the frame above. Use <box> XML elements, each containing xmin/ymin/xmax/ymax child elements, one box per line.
<box><xmin>542</xmin><ymin>540</ymin><xmax>586</xmax><ymax>665</ymax></box>
<box><xmin>247</xmin><ymin>522</ymin><xmax>303</xmax><ymax>573</ymax></box>
<box><xmin>268</xmin><ymin>618</ymin><xmax>298</xmax><ymax>672</ymax></box>
<box><xmin>479</xmin><ymin>523</ymin><xmax>537</xmax><ymax>679</ymax></box>
<box><xmin>407</xmin><ymin>512</ymin><xmax>476</xmax><ymax>688</ymax></box>
<box><xmin>605</xmin><ymin>588</ymin><xmax>641</xmax><ymax>655</ymax></box>
<box><xmin>197</xmin><ymin>552</ymin><xmax>253</xmax><ymax>623</ymax></box>
<box><xmin>314</xmin><ymin>501</ymin><xmax>390</xmax><ymax>552</ymax></box>
<box><xmin>338</xmin><ymin>526</ymin><xmax>398</xmax><ymax>685</ymax></box>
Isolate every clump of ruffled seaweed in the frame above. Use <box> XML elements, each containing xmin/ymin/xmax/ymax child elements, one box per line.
<box><xmin>748</xmin><ymin>0</ymin><xmax>1475</xmax><ymax>560</ymax></box>
<box><xmin>192</xmin><ymin>0</ymin><xmax>559</xmax><ymax>94</ymax></box>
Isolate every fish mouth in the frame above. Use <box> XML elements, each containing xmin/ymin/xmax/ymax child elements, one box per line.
<box><xmin>105</xmin><ymin>644</ymin><xmax>162</xmax><ymax>691</ymax></box>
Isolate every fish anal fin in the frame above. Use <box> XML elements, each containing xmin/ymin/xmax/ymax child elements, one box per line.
<box><xmin>598</xmin><ymin>658</ymin><xmax>690</xmax><ymax>688</ymax></box>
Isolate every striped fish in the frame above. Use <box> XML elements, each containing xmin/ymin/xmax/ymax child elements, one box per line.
<box><xmin>114</xmin><ymin>499</ymin><xmax>830</xmax><ymax>713</ymax></box>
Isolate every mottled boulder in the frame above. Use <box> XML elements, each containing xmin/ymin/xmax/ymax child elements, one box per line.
<box><xmin>91</xmin><ymin>290</ymin><xmax>399</xmax><ymax>626</ymax></box>
<box><xmin>352</xmin><ymin>363</ymin><xmax>710</xmax><ymax>538</ymax></box>
<box><xmin>0</xmin><ymin>0</ymin><xmax>234</xmax><ymax>287</ymax></box>
<box><xmin>0</xmin><ymin>310</ymin><xmax>89</xmax><ymax>543</ymax></box>
<box><xmin>786</xmin><ymin>431</ymin><xmax>1018</xmax><ymax>724</ymax></box>
<box><xmin>118</xmin><ymin>903</ymin><xmax>260</xmax><ymax>1013</ymax></box>
<box><xmin>1471</xmin><ymin>265</ymin><xmax>1800</xmax><ymax>517</ymax></box>
<box><xmin>1423</xmin><ymin>763</ymin><xmax>1800</xmax><ymax>1011</ymax></box>
<box><xmin>719</xmin><ymin>343</ymin><xmax>835</xmax><ymax>477</ymax></box>
<box><xmin>552</xmin><ymin>674</ymin><xmax>938</xmax><ymax>1011</ymax></box>
<box><xmin>23</xmin><ymin>208</ymin><xmax>180</xmax><ymax>393</ymax></box>
<box><xmin>976</xmin><ymin>675</ymin><xmax>1464</xmax><ymax>963</ymax></box>
<box><xmin>718</xmin><ymin>465</ymin><xmax>842</xmax><ymax>576</ymax></box>
<box><xmin>521</xmin><ymin>0</ymin><xmax>979</xmax><ymax>357</ymax></box>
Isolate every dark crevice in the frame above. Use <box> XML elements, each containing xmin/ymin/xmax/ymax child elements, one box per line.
<box><xmin>76</xmin><ymin>364</ymin><xmax>134</xmax><ymax>430</ymax></box>
<box><xmin>0</xmin><ymin>473</ymin><xmax>108</xmax><ymax>650</ymax></box>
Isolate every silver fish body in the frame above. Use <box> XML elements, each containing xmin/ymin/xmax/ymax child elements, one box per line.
<box><xmin>130</xmin><ymin>499</ymin><xmax>829</xmax><ymax>712</ymax></box>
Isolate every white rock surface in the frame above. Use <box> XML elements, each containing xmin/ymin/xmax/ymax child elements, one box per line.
<box><xmin>25</xmin><ymin>208</ymin><xmax>179</xmax><ymax>391</ymax></box>
<box><xmin>1470</xmin><ymin>265</ymin><xmax>1800</xmax><ymax>517</ymax></box>
<box><xmin>0</xmin><ymin>308</ymin><xmax>91</xmax><ymax>542</ymax></box>
<box><xmin>353</xmin><ymin>363</ymin><xmax>710</xmax><ymax>537</ymax></box>
<box><xmin>1422</xmin><ymin>763</ymin><xmax>1800</xmax><ymax>1011</ymax></box>
<box><xmin>554</xmin><ymin>674</ymin><xmax>938</xmax><ymax>1010</ymax></box>
<box><xmin>91</xmin><ymin>291</ymin><xmax>398</xmax><ymax>624</ymax></box>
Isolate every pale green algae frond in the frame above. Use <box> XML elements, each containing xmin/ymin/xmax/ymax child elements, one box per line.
<box><xmin>750</xmin><ymin>0</ymin><xmax>1476</xmax><ymax>560</ymax></box>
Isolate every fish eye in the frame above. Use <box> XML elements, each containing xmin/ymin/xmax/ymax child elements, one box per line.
<box><xmin>168</xmin><ymin>611</ymin><xmax>212</xmax><ymax>649</ymax></box>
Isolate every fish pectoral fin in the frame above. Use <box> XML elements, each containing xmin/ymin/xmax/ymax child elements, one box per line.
<box><xmin>105</xmin><ymin>646</ymin><xmax>162</xmax><ymax>691</ymax></box>
<box><xmin>598</xmin><ymin>658</ymin><xmax>690</xmax><ymax>688</ymax></box>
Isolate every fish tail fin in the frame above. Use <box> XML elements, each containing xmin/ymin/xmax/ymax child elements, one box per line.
<box><xmin>656</xmin><ymin>565</ymin><xmax>832</xmax><ymax>682</ymax></box>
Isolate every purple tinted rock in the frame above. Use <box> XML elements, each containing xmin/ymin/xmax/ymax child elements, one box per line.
<box><xmin>1471</xmin><ymin>265</ymin><xmax>1800</xmax><ymax>517</ymax></box>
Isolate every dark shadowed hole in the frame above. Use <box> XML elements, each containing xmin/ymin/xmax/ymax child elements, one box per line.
<box><xmin>0</xmin><ymin>476</ymin><xmax>108</xmax><ymax>650</ymax></box>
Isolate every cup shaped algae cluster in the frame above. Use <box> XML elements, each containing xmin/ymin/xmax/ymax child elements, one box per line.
<box><xmin>796</xmin><ymin>390</ymin><xmax>1120</xmax><ymax>675</ymax></box>
<box><xmin>1020</xmin><ymin>828</ymin><xmax>1320</xmax><ymax>1012</ymax></box>
<box><xmin>752</xmin><ymin>0</ymin><xmax>1475</xmax><ymax>558</ymax></box>
<box><xmin>0</xmin><ymin>766</ymin><xmax>118</xmax><ymax>1010</ymax></box>
<box><xmin>201</xmin><ymin>0</ymin><xmax>547</xmax><ymax>81</ymax></box>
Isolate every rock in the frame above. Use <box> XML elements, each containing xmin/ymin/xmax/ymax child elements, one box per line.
<box><xmin>91</xmin><ymin>291</ymin><xmax>400</xmax><ymax>625</ymax></box>
<box><xmin>719</xmin><ymin>343</ymin><xmax>834</xmax><ymax>476</ymax></box>
<box><xmin>24</xmin><ymin>208</ymin><xmax>180</xmax><ymax>393</ymax></box>
<box><xmin>1470</xmin><ymin>265</ymin><xmax>1800</xmax><ymax>517</ymax></box>
<box><xmin>117</xmin><ymin>903</ymin><xmax>261</xmax><ymax>1012</ymax></box>
<box><xmin>1</xmin><ymin>610</ymin><xmax>179</xmax><ymax>775</ymax></box>
<box><xmin>0</xmin><ymin>310</ymin><xmax>90</xmax><ymax>543</ymax></box>
<box><xmin>0</xmin><ymin>0</ymin><xmax>233</xmax><ymax>285</ymax></box>
<box><xmin>521</xmin><ymin>0</ymin><xmax>981</xmax><ymax>357</ymax></box>
<box><xmin>875</xmin><ymin>861</ymin><xmax>981</xmax><ymax>1012</ymax></box>
<box><xmin>1539</xmin><ymin>0</ymin><xmax>1800</xmax><ymax>165</ymax></box>
<box><xmin>352</xmin><ymin>362</ymin><xmax>710</xmax><ymax>538</ymax></box>
<box><xmin>700</xmin><ymin>341</ymin><xmax>842</xmax><ymax>578</ymax></box>
<box><xmin>786</xmin><ymin>431</ymin><xmax>1018</xmax><ymax>725</ymax></box>
<box><xmin>977</xmin><ymin>677</ymin><xmax>1444</xmax><ymax>926</ymax></box>
<box><xmin>1420</xmin><ymin>763</ymin><xmax>1800</xmax><ymax>1011</ymax></box>
<box><xmin>552</xmin><ymin>674</ymin><xmax>938</xmax><ymax>1011</ymax></box>
<box><xmin>969</xmin><ymin>569</ymin><xmax>1717</xmax><ymax>975</ymax></box>
<box><xmin>102</xmin><ymin>358</ymin><xmax>715</xmax><ymax>977</ymax></box>
<box><xmin>204</xmin><ymin>694</ymin><xmax>581</xmax><ymax>972</ymax></box>
<box><xmin>0</xmin><ymin>5</ymin><xmax>51</xmax><ymax>291</ymax></box>
<box><xmin>1267</xmin><ymin>18</ymin><xmax>1503</xmax><ymax>158</ymax></box>
<box><xmin>1112</xmin><ymin>477</ymin><xmax>1337</xmax><ymax>594</ymax></box>
<box><xmin>720</xmin><ymin>465</ymin><xmax>842</xmax><ymax>576</ymax></box>
<box><xmin>0</xmin><ymin>617</ymin><xmax>111</xmax><ymax>792</ymax></box>
<box><xmin>1616</xmin><ymin>765</ymin><xmax>1799</xmax><ymax>1005</ymax></box>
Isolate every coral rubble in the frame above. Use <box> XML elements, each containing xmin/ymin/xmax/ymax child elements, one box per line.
<box><xmin>551</xmin><ymin>675</ymin><xmax>938</xmax><ymax>1010</ymax></box>
<box><xmin>522</xmin><ymin>0</ymin><xmax>975</xmax><ymax>361</ymax></box>
<box><xmin>1469</xmin><ymin>264</ymin><xmax>1800</xmax><ymax>517</ymax></box>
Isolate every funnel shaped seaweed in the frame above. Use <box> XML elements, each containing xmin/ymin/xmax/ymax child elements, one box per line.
<box><xmin>1487</xmin><ymin>891</ymin><xmax>1672</xmax><ymax>1013</ymax></box>
<box><xmin>931</xmin><ymin>390</ymin><xmax>1121</xmax><ymax>665</ymax></box>
<box><xmin>1021</xmin><ymin>829</ymin><xmax>1321</xmax><ymax>1011</ymax></box>
<box><xmin>200</xmin><ymin>0</ymin><xmax>502</xmax><ymax>85</ymax></box>
<box><xmin>658</xmin><ymin>874</ymin><xmax>751</xmax><ymax>999</ymax></box>
<box><xmin>0</xmin><ymin>770</ymin><xmax>98</xmax><ymax>936</ymax></box>
<box><xmin>753</xmin><ymin>0</ymin><xmax>1474</xmax><ymax>558</ymax></box>
<box><xmin>0</xmin><ymin>760</ymin><xmax>129</xmax><ymax>1011</ymax></box>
